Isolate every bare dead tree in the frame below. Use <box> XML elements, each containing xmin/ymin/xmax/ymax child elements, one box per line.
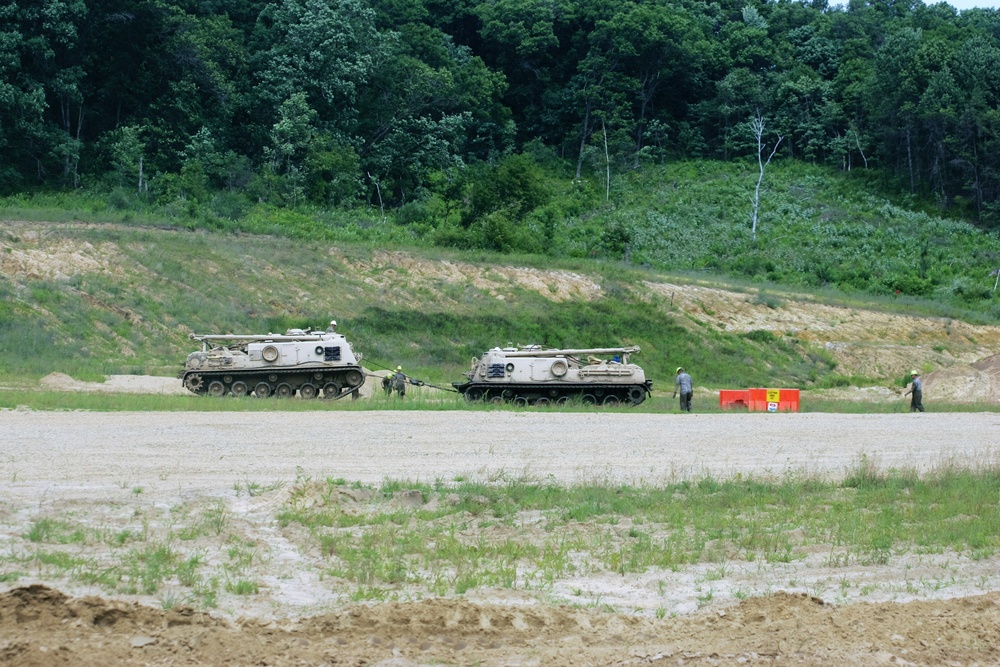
<box><xmin>367</xmin><ymin>172</ymin><xmax>385</xmax><ymax>223</ymax></box>
<box><xmin>749</xmin><ymin>112</ymin><xmax>783</xmax><ymax>243</ymax></box>
<box><xmin>851</xmin><ymin>128</ymin><xmax>868</xmax><ymax>169</ymax></box>
<box><xmin>990</xmin><ymin>267</ymin><xmax>1000</xmax><ymax>293</ymax></box>
<box><xmin>602</xmin><ymin>118</ymin><xmax>610</xmax><ymax>201</ymax></box>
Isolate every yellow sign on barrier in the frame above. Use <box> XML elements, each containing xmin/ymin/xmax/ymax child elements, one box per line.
<box><xmin>766</xmin><ymin>389</ymin><xmax>781</xmax><ymax>402</ymax></box>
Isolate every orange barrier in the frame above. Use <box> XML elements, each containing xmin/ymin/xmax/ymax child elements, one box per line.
<box><xmin>719</xmin><ymin>389</ymin><xmax>750</xmax><ymax>410</ymax></box>
<box><xmin>748</xmin><ymin>388</ymin><xmax>800</xmax><ymax>412</ymax></box>
<box><xmin>719</xmin><ymin>388</ymin><xmax>800</xmax><ymax>412</ymax></box>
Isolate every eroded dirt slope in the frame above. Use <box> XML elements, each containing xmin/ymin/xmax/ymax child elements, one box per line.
<box><xmin>4</xmin><ymin>585</ymin><xmax>999</xmax><ymax>666</ymax></box>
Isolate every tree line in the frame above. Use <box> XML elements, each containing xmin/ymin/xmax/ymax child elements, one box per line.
<box><xmin>3</xmin><ymin>0</ymin><xmax>1000</xmax><ymax>227</ymax></box>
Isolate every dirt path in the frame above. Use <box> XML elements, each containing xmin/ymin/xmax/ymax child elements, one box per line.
<box><xmin>2</xmin><ymin>410</ymin><xmax>1000</xmax><ymax>666</ymax></box>
<box><xmin>4</xmin><ymin>411</ymin><xmax>997</xmax><ymax>488</ymax></box>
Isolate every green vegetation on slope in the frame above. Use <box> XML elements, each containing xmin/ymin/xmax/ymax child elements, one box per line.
<box><xmin>6</xmin><ymin>159</ymin><xmax>1000</xmax><ymax>313</ymax></box>
<box><xmin>0</xmin><ymin>220</ymin><xmax>836</xmax><ymax>389</ymax></box>
<box><xmin>2</xmin><ymin>159</ymin><xmax>998</xmax><ymax>391</ymax></box>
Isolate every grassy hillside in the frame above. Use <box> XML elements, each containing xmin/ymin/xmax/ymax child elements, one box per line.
<box><xmin>7</xmin><ymin>159</ymin><xmax>1000</xmax><ymax>316</ymax></box>
<box><xmin>607</xmin><ymin>162</ymin><xmax>1000</xmax><ymax>303</ymax></box>
<box><xmin>0</xmin><ymin>221</ymin><xmax>835</xmax><ymax>389</ymax></box>
<box><xmin>2</xmin><ymin>159</ymin><xmax>998</xmax><ymax>392</ymax></box>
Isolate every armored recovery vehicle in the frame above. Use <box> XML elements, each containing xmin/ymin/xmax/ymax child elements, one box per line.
<box><xmin>453</xmin><ymin>345</ymin><xmax>652</xmax><ymax>406</ymax></box>
<box><xmin>181</xmin><ymin>326</ymin><xmax>365</xmax><ymax>399</ymax></box>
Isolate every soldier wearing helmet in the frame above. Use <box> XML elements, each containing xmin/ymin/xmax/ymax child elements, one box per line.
<box><xmin>904</xmin><ymin>370</ymin><xmax>925</xmax><ymax>412</ymax></box>
<box><xmin>382</xmin><ymin>366</ymin><xmax>397</xmax><ymax>395</ymax></box>
<box><xmin>673</xmin><ymin>366</ymin><xmax>693</xmax><ymax>412</ymax></box>
<box><xmin>326</xmin><ymin>319</ymin><xmax>337</xmax><ymax>333</ymax></box>
<box><xmin>392</xmin><ymin>365</ymin><xmax>408</xmax><ymax>397</ymax></box>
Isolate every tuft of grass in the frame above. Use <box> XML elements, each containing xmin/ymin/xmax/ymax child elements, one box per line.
<box><xmin>234</xmin><ymin>479</ymin><xmax>286</xmax><ymax>497</ymax></box>
<box><xmin>224</xmin><ymin>578</ymin><xmax>259</xmax><ymax>595</ymax></box>
<box><xmin>25</xmin><ymin>518</ymin><xmax>87</xmax><ymax>545</ymax></box>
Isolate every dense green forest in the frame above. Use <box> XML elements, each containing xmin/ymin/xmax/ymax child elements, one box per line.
<box><xmin>4</xmin><ymin>0</ymin><xmax>1000</xmax><ymax>307</ymax></box>
<box><xmin>5</xmin><ymin>0</ymin><xmax>1000</xmax><ymax>209</ymax></box>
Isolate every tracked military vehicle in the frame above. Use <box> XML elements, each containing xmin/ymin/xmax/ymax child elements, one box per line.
<box><xmin>453</xmin><ymin>345</ymin><xmax>652</xmax><ymax>406</ymax></box>
<box><xmin>181</xmin><ymin>326</ymin><xmax>365</xmax><ymax>399</ymax></box>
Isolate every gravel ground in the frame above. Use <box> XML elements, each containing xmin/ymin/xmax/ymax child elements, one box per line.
<box><xmin>4</xmin><ymin>411</ymin><xmax>1000</xmax><ymax>665</ymax></box>
<box><xmin>3</xmin><ymin>410</ymin><xmax>998</xmax><ymax>491</ymax></box>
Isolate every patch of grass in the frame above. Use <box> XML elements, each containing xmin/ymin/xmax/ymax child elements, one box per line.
<box><xmin>6</xmin><ymin>456</ymin><xmax>999</xmax><ymax>611</ymax></box>
<box><xmin>271</xmin><ymin>459</ymin><xmax>1000</xmax><ymax>599</ymax></box>
<box><xmin>176</xmin><ymin>500</ymin><xmax>230</xmax><ymax>540</ymax></box>
<box><xmin>224</xmin><ymin>578</ymin><xmax>259</xmax><ymax>595</ymax></box>
<box><xmin>123</xmin><ymin>543</ymin><xmax>181</xmax><ymax>595</ymax></box>
<box><xmin>25</xmin><ymin>518</ymin><xmax>87</xmax><ymax>544</ymax></box>
<box><xmin>234</xmin><ymin>479</ymin><xmax>286</xmax><ymax>497</ymax></box>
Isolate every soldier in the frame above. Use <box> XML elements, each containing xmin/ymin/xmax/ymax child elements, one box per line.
<box><xmin>391</xmin><ymin>365</ymin><xmax>407</xmax><ymax>397</ymax></box>
<box><xmin>382</xmin><ymin>367</ymin><xmax>396</xmax><ymax>395</ymax></box>
<box><xmin>904</xmin><ymin>370</ymin><xmax>925</xmax><ymax>412</ymax></box>
<box><xmin>326</xmin><ymin>319</ymin><xmax>337</xmax><ymax>333</ymax></box>
<box><xmin>673</xmin><ymin>366</ymin><xmax>693</xmax><ymax>412</ymax></box>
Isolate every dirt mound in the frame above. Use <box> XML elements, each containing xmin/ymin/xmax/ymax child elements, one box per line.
<box><xmin>814</xmin><ymin>356</ymin><xmax>1000</xmax><ymax>404</ymax></box>
<box><xmin>4</xmin><ymin>585</ymin><xmax>1000</xmax><ymax>665</ymax></box>
<box><xmin>923</xmin><ymin>353</ymin><xmax>1000</xmax><ymax>403</ymax></box>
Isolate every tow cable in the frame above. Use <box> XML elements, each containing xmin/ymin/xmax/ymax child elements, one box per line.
<box><xmin>364</xmin><ymin>361</ymin><xmax>460</xmax><ymax>393</ymax></box>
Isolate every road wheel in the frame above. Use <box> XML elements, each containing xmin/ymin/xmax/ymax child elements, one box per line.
<box><xmin>512</xmin><ymin>396</ymin><xmax>529</xmax><ymax>407</ymax></box>
<box><xmin>489</xmin><ymin>395</ymin><xmax>504</xmax><ymax>405</ymax></box>
<box><xmin>534</xmin><ymin>397</ymin><xmax>550</xmax><ymax>406</ymax></box>
<box><xmin>254</xmin><ymin>382</ymin><xmax>271</xmax><ymax>398</ymax></box>
<box><xmin>207</xmin><ymin>380</ymin><xmax>226</xmax><ymax>397</ymax></box>
<box><xmin>581</xmin><ymin>394</ymin><xmax>597</xmax><ymax>405</ymax></box>
<box><xmin>466</xmin><ymin>388</ymin><xmax>484</xmax><ymax>402</ymax></box>
<box><xmin>345</xmin><ymin>370</ymin><xmax>364</xmax><ymax>387</ymax></box>
<box><xmin>299</xmin><ymin>383</ymin><xmax>317</xmax><ymax>400</ymax></box>
<box><xmin>602</xmin><ymin>395</ymin><xmax>621</xmax><ymax>407</ymax></box>
<box><xmin>322</xmin><ymin>382</ymin><xmax>341</xmax><ymax>399</ymax></box>
<box><xmin>628</xmin><ymin>387</ymin><xmax>645</xmax><ymax>404</ymax></box>
<box><xmin>230</xmin><ymin>381</ymin><xmax>248</xmax><ymax>397</ymax></box>
<box><xmin>275</xmin><ymin>383</ymin><xmax>293</xmax><ymax>399</ymax></box>
<box><xmin>556</xmin><ymin>396</ymin><xmax>570</xmax><ymax>405</ymax></box>
<box><xmin>184</xmin><ymin>374</ymin><xmax>203</xmax><ymax>393</ymax></box>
